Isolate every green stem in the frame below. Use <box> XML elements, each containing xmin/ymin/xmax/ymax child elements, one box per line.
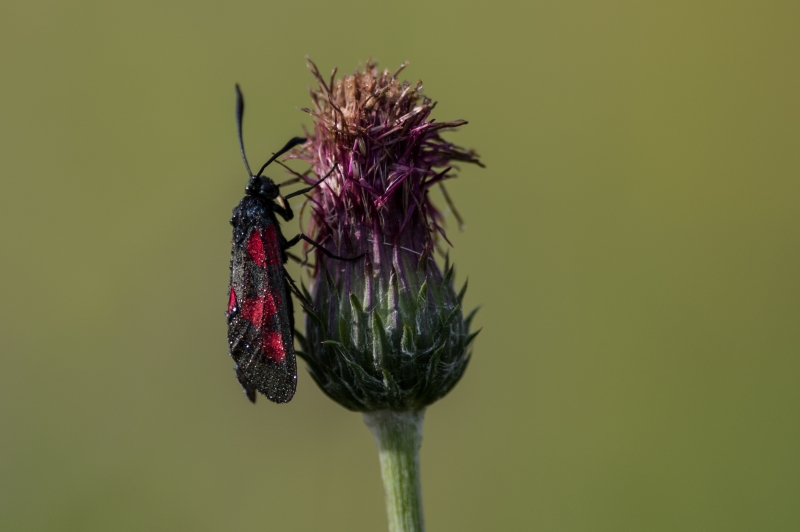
<box><xmin>363</xmin><ymin>409</ymin><xmax>426</xmax><ymax>532</ymax></box>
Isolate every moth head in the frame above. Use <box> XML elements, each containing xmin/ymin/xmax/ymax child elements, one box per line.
<box><xmin>246</xmin><ymin>176</ymin><xmax>280</xmax><ymax>200</ymax></box>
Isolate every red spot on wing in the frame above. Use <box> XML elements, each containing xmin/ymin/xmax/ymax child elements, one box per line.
<box><xmin>240</xmin><ymin>292</ymin><xmax>278</xmax><ymax>327</ymax></box>
<box><xmin>262</xmin><ymin>225</ymin><xmax>282</xmax><ymax>265</ymax></box>
<box><xmin>227</xmin><ymin>287</ymin><xmax>237</xmax><ymax>315</ymax></box>
<box><xmin>241</xmin><ymin>297</ymin><xmax>263</xmax><ymax>325</ymax></box>
<box><xmin>247</xmin><ymin>228</ymin><xmax>266</xmax><ymax>267</ymax></box>
<box><xmin>261</xmin><ymin>291</ymin><xmax>278</xmax><ymax>322</ymax></box>
<box><xmin>262</xmin><ymin>331</ymin><xmax>286</xmax><ymax>363</ymax></box>
<box><xmin>240</xmin><ymin>227</ymin><xmax>286</xmax><ymax>364</ymax></box>
<box><xmin>240</xmin><ymin>292</ymin><xmax>285</xmax><ymax>362</ymax></box>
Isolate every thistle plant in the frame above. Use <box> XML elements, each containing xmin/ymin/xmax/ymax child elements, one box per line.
<box><xmin>292</xmin><ymin>59</ymin><xmax>483</xmax><ymax>532</ymax></box>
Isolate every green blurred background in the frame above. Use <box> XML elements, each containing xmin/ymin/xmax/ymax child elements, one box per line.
<box><xmin>1</xmin><ymin>1</ymin><xmax>798</xmax><ymax>530</ymax></box>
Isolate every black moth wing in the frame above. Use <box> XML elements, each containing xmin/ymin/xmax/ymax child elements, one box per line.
<box><xmin>227</xmin><ymin>196</ymin><xmax>297</xmax><ymax>403</ymax></box>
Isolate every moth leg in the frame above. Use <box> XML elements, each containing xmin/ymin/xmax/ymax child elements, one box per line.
<box><xmin>282</xmin><ymin>267</ymin><xmax>312</xmax><ymax>308</ymax></box>
<box><xmin>272</xmin><ymin>200</ymin><xmax>294</xmax><ymax>222</ymax></box>
<box><xmin>283</xmin><ymin>163</ymin><xmax>339</xmax><ymax>200</ymax></box>
<box><xmin>285</xmin><ymin>250</ymin><xmax>308</xmax><ymax>266</ymax></box>
<box><xmin>284</xmin><ymin>233</ymin><xmax>365</xmax><ymax>262</ymax></box>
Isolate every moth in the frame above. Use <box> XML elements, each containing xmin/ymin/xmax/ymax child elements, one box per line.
<box><xmin>226</xmin><ymin>85</ymin><xmax>357</xmax><ymax>403</ymax></box>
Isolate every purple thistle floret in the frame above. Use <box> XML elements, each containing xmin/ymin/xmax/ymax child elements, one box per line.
<box><xmin>292</xmin><ymin>59</ymin><xmax>482</xmax><ymax>411</ymax></box>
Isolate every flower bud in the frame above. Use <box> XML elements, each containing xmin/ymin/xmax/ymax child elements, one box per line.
<box><xmin>294</xmin><ymin>59</ymin><xmax>483</xmax><ymax>411</ymax></box>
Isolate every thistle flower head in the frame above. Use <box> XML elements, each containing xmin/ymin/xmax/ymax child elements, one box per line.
<box><xmin>293</xmin><ymin>59</ymin><xmax>482</xmax><ymax>411</ymax></box>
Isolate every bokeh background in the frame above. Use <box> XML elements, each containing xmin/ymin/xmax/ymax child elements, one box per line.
<box><xmin>2</xmin><ymin>1</ymin><xmax>799</xmax><ymax>530</ymax></box>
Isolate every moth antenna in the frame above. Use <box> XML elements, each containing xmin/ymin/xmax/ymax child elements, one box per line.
<box><xmin>235</xmin><ymin>84</ymin><xmax>254</xmax><ymax>177</ymax></box>
<box><xmin>255</xmin><ymin>137</ymin><xmax>307</xmax><ymax>178</ymax></box>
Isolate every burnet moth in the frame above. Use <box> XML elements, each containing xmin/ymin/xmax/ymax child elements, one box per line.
<box><xmin>227</xmin><ymin>85</ymin><xmax>359</xmax><ymax>404</ymax></box>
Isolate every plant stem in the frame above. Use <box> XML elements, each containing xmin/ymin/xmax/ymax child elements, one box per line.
<box><xmin>363</xmin><ymin>409</ymin><xmax>426</xmax><ymax>532</ymax></box>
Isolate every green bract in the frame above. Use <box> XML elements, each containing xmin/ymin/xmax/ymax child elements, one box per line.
<box><xmin>297</xmin><ymin>255</ymin><xmax>478</xmax><ymax>411</ymax></box>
